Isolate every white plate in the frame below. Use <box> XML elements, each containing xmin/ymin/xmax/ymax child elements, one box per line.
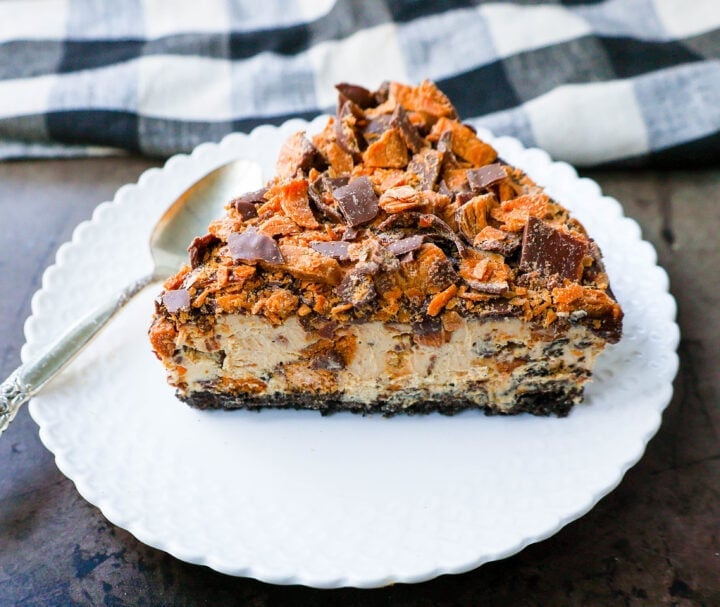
<box><xmin>24</xmin><ymin>118</ymin><xmax>679</xmax><ymax>588</ymax></box>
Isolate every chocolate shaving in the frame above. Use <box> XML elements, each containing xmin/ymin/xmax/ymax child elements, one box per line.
<box><xmin>188</xmin><ymin>233</ymin><xmax>220</xmax><ymax>268</ymax></box>
<box><xmin>390</xmin><ymin>104</ymin><xmax>423</xmax><ymax>153</ymax></box>
<box><xmin>467</xmin><ymin>163</ymin><xmax>506</xmax><ymax>192</ymax></box>
<box><xmin>335</xmin><ymin>82</ymin><xmax>376</xmax><ymax>109</ymax></box>
<box><xmin>332</xmin><ymin>177</ymin><xmax>379</xmax><ymax>227</ymax></box>
<box><xmin>519</xmin><ymin>217</ymin><xmax>589</xmax><ymax>281</ymax></box>
<box><xmin>408</xmin><ymin>149</ymin><xmax>443</xmax><ymax>190</ymax></box>
<box><xmin>376</xmin><ymin>212</ymin><xmax>419</xmax><ymax>232</ymax></box>
<box><xmin>387</xmin><ymin>235</ymin><xmax>425</xmax><ymax>256</ymax></box>
<box><xmin>227</xmin><ymin>227</ymin><xmax>284</xmax><ymax>264</ymax></box>
<box><xmin>310</xmin><ymin>240</ymin><xmax>351</xmax><ymax>261</ymax></box>
<box><xmin>163</xmin><ymin>289</ymin><xmax>190</xmax><ymax>313</ymax></box>
<box><xmin>419</xmin><ymin>214</ymin><xmax>466</xmax><ymax>256</ymax></box>
<box><xmin>375</xmin><ymin>212</ymin><xmax>465</xmax><ymax>256</ymax></box>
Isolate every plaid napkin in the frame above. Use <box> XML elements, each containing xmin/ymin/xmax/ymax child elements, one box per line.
<box><xmin>1</xmin><ymin>0</ymin><xmax>718</xmax><ymax>167</ymax></box>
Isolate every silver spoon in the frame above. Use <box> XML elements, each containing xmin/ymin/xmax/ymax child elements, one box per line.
<box><xmin>0</xmin><ymin>158</ymin><xmax>263</xmax><ymax>436</ymax></box>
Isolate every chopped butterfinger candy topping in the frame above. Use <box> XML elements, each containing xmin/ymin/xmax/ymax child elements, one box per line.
<box><xmin>158</xmin><ymin>79</ymin><xmax>621</xmax><ymax>344</ymax></box>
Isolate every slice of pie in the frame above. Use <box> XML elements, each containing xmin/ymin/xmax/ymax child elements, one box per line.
<box><xmin>149</xmin><ymin>80</ymin><xmax>622</xmax><ymax>416</ymax></box>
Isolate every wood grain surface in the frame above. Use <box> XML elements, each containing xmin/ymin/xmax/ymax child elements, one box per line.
<box><xmin>0</xmin><ymin>158</ymin><xmax>717</xmax><ymax>606</ymax></box>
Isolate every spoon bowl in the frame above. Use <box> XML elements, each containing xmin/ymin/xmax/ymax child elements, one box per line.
<box><xmin>0</xmin><ymin>158</ymin><xmax>263</xmax><ymax>434</ymax></box>
<box><xmin>151</xmin><ymin>160</ymin><xmax>263</xmax><ymax>278</ymax></box>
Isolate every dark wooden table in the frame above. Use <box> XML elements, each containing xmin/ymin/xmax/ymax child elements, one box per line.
<box><xmin>1</xmin><ymin>158</ymin><xmax>718</xmax><ymax>606</ymax></box>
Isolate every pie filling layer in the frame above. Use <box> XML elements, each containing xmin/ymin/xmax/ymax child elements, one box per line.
<box><xmin>164</xmin><ymin>314</ymin><xmax>604</xmax><ymax>415</ymax></box>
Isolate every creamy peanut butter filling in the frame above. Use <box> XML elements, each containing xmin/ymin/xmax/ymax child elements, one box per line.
<box><xmin>164</xmin><ymin>315</ymin><xmax>603</xmax><ymax>412</ymax></box>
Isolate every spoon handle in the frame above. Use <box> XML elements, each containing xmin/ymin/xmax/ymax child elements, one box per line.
<box><xmin>0</xmin><ymin>274</ymin><xmax>155</xmax><ymax>436</ymax></box>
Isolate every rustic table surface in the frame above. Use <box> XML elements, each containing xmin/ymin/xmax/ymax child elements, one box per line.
<box><xmin>0</xmin><ymin>157</ymin><xmax>717</xmax><ymax>606</ymax></box>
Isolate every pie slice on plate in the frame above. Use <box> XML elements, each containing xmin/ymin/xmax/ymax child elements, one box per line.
<box><xmin>149</xmin><ymin>80</ymin><xmax>622</xmax><ymax>416</ymax></box>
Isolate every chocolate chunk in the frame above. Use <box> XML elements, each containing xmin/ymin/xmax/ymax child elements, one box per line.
<box><xmin>474</xmin><ymin>300</ymin><xmax>520</xmax><ymax>319</ymax></box>
<box><xmin>341</xmin><ymin>225</ymin><xmax>360</xmax><ymax>241</ymax></box>
<box><xmin>310</xmin><ymin>241</ymin><xmax>351</xmax><ymax>261</ymax></box>
<box><xmin>188</xmin><ymin>233</ymin><xmax>220</xmax><ymax>268</ymax></box>
<box><xmin>437</xmin><ymin>131</ymin><xmax>454</xmax><ymax>156</ymax></box>
<box><xmin>437</xmin><ymin>180</ymin><xmax>453</xmax><ymax>199</ymax></box>
<box><xmin>467</xmin><ymin>163</ymin><xmax>506</xmax><ymax>192</ymax></box>
<box><xmin>317</xmin><ymin>320</ymin><xmax>338</xmax><ymax>339</ymax></box>
<box><xmin>332</xmin><ymin>177</ymin><xmax>379</xmax><ymax>227</ymax></box>
<box><xmin>335</xmin><ymin>271</ymin><xmax>377</xmax><ymax>307</ymax></box>
<box><xmin>455</xmin><ymin>191</ymin><xmax>475</xmax><ymax>207</ymax></box>
<box><xmin>229</xmin><ymin>188</ymin><xmax>267</xmax><ymax>220</ymax></box>
<box><xmin>308</xmin><ymin>184</ymin><xmax>344</xmax><ymax>223</ymax></box>
<box><xmin>311</xmin><ymin>349</ymin><xmax>346</xmax><ymax>371</ymax></box>
<box><xmin>474</xmin><ymin>231</ymin><xmax>521</xmax><ymax>257</ymax></box>
<box><xmin>425</xmin><ymin>249</ymin><xmax>460</xmax><ymax>291</ymax></box>
<box><xmin>276</xmin><ymin>132</ymin><xmax>319</xmax><ymax>179</ymax></box>
<box><xmin>390</xmin><ymin>104</ymin><xmax>423</xmax><ymax>153</ymax></box>
<box><xmin>387</xmin><ymin>235</ymin><xmax>425</xmax><ymax>256</ymax></box>
<box><xmin>163</xmin><ymin>289</ymin><xmax>190</xmax><ymax>313</ymax></box>
<box><xmin>408</xmin><ymin>149</ymin><xmax>443</xmax><ymax>190</ymax></box>
<box><xmin>374</xmin><ymin>81</ymin><xmax>390</xmax><ymax>104</ymax></box>
<box><xmin>335</xmin><ymin>82</ymin><xmax>376</xmax><ymax>109</ymax></box>
<box><xmin>327</xmin><ymin>176</ymin><xmax>349</xmax><ymax>189</ymax></box>
<box><xmin>335</xmin><ymin>101</ymin><xmax>362</xmax><ymax>157</ymax></box>
<box><xmin>519</xmin><ymin>217</ymin><xmax>589</xmax><ymax>281</ymax></box>
<box><xmin>582</xmin><ymin>241</ymin><xmax>608</xmax><ymax>283</ymax></box>
<box><xmin>232</xmin><ymin>200</ymin><xmax>259</xmax><ymax>221</ymax></box>
<box><xmin>227</xmin><ymin>227</ymin><xmax>284</xmax><ymax>264</ymax></box>
<box><xmin>412</xmin><ymin>316</ymin><xmax>443</xmax><ymax>337</ymax></box>
<box><xmin>362</xmin><ymin>114</ymin><xmax>392</xmax><ymax>145</ymax></box>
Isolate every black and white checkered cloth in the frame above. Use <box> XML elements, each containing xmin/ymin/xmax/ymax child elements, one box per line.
<box><xmin>1</xmin><ymin>0</ymin><xmax>718</xmax><ymax>167</ymax></box>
